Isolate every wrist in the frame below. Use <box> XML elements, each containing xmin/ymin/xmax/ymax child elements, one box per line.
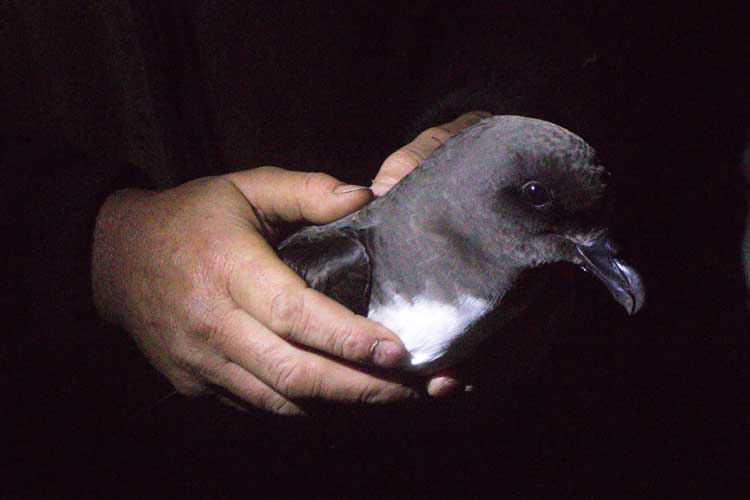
<box><xmin>91</xmin><ymin>188</ymin><xmax>154</xmax><ymax>325</ymax></box>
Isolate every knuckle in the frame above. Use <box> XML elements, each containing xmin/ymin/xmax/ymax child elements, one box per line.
<box><xmin>168</xmin><ymin>331</ymin><xmax>225</xmax><ymax>383</ymax></box>
<box><xmin>170</xmin><ymin>371</ymin><xmax>208</xmax><ymax>397</ymax></box>
<box><xmin>196</xmin><ymin>357</ymin><xmax>230</xmax><ymax>384</ymax></box>
<box><xmin>401</xmin><ymin>145</ymin><xmax>426</xmax><ymax>163</ymax></box>
<box><xmin>273</xmin><ymin>359</ymin><xmax>313</xmax><ymax>397</ymax></box>
<box><xmin>200</xmin><ymin>307</ymin><xmax>235</xmax><ymax>349</ymax></box>
<box><xmin>257</xmin><ymin>389</ymin><xmax>283</xmax><ymax>411</ymax></box>
<box><xmin>353</xmin><ymin>381</ymin><xmax>388</xmax><ymax>404</ymax></box>
<box><xmin>168</xmin><ymin>335</ymin><xmax>196</xmax><ymax>371</ymax></box>
<box><xmin>201</xmin><ymin>237</ymin><xmax>234</xmax><ymax>276</ymax></box>
<box><xmin>357</xmin><ymin>382</ymin><xmax>410</xmax><ymax>404</ymax></box>
<box><xmin>302</xmin><ymin>171</ymin><xmax>319</xmax><ymax>192</ymax></box>
<box><xmin>268</xmin><ymin>289</ymin><xmax>306</xmax><ymax>337</ymax></box>
<box><xmin>173</xmin><ymin>351</ymin><xmax>205</xmax><ymax>380</ymax></box>
<box><xmin>419</xmin><ymin>126</ymin><xmax>453</xmax><ymax>144</ymax></box>
<box><xmin>300</xmin><ymin>172</ymin><xmax>338</xmax><ymax>220</ymax></box>
<box><xmin>200</xmin><ymin>317</ymin><xmax>225</xmax><ymax>348</ymax></box>
<box><xmin>268</xmin><ymin>397</ymin><xmax>304</xmax><ymax>416</ymax></box>
<box><xmin>331</xmin><ymin>323</ymin><xmax>369</xmax><ymax>362</ymax></box>
<box><xmin>386</xmin><ymin>149</ymin><xmax>421</xmax><ymax>171</ymax></box>
<box><xmin>302</xmin><ymin>171</ymin><xmax>335</xmax><ymax>193</ymax></box>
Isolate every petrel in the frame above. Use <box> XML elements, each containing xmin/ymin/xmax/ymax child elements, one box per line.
<box><xmin>278</xmin><ymin>116</ymin><xmax>645</xmax><ymax>374</ymax></box>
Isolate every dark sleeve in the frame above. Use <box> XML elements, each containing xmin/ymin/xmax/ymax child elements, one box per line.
<box><xmin>2</xmin><ymin>132</ymin><xmax>153</xmax><ymax>325</ymax></box>
<box><xmin>3</xmin><ymin>132</ymin><xmax>176</xmax><ymax>465</ymax></box>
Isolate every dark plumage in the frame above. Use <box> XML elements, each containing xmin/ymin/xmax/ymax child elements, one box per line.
<box><xmin>278</xmin><ymin>116</ymin><xmax>645</xmax><ymax>374</ymax></box>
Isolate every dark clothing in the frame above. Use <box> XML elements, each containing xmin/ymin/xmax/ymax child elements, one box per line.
<box><xmin>3</xmin><ymin>2</ymin><xmax>749</xmax><ymax>498</ymax></box>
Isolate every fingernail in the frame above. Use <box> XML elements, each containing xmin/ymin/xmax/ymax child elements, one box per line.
<box><xmin>370</xmin><ymin>179</ymin><xmax>396</xmax><ymax>197</ymax></box>
<box><xmin>370</xmin><ymin>339</ymin><xmax>405</xmax><ymax>367</ymax></box>
<box><xmin>428</xmin><ymin>377</ymin><xmax>461</xmax><ymax>397</ymax></box>
<box><xmin>334</xmin><ymin>184</ymin><xmax>370</xmax><ymax>194</ymax></box>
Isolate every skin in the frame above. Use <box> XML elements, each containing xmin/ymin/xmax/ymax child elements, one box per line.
<box><xmin>92</xmin><ymin>111</ymin><xmax>491</xmax><ymax>415</ymax></box>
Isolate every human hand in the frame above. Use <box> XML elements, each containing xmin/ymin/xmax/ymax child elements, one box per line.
<box><xmin>92</xmin><ymin>169</ymin><xmax>417</xmax><ymax>415</ymax></box>
<box><xmin>91</xmin><ymin>112</ymin><xmax>488</xmax><ymax>414</ymax></box>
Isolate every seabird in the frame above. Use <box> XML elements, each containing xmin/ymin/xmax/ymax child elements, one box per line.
<box><xmin>278</xmin><ymin>115</ymin><xmax>645</xmax><ymax>374</ymax></box>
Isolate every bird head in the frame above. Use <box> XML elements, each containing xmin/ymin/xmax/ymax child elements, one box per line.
<box><xmin>433</xmin><ymin>115</ymin><xmax>645</xmax><ymax>314</ymax></box>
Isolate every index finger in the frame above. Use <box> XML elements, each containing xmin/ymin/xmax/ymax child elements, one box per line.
<box><xmin>227</xmin><ymin>228</ymin><xmax>407</xmax><ymax>368</ymax></box>
<box><xmin>371</xmin><ymin>111</ymin><xmax>492</xmax><ymax>196</ymax></box>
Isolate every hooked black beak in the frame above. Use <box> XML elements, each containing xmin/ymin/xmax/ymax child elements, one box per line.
<box><xmin>576</xmin><ymin>238</ymin><xmax>646</xmax><ymax>315</ymax></box>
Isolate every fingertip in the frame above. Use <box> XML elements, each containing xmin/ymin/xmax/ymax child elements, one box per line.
<box><xmin>427</xmin><ymin>374</ymin><xmax>462</xmax><ymax>397</ymax></box>
<box><xmin>330</xmin><ymin>182</ymin><xmax>374</xmax><ymax>213</ymax></box>
<box><xmin>364</xmin><ymin>318</ymin><xmax>410</xmax><ymax>367</ymax></box>
<box><xmin>368</xmin><ymin>338</ymin><xmax>407</xmax><ymax>368</ymax></box>
<box><xmin>370</xmin><ymin>178</ymin><xmax>397</xmax><ymax>197</ymax></box>
<box><xmin>311</xmin><ymin>177</ymin><xmax>373</xmax><ymax>222</ymax></box>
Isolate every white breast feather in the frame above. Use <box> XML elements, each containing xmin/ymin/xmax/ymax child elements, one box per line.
<box><xmin>368</xmin><ymin>294</ymin><xmax>490</xmax><ymax>369</ymax></box>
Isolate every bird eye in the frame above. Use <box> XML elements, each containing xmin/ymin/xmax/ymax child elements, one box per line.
<box><xmin>522</xmin><ymin>181</ymin><xmax>552</xmax><ymax>208</ymax></box>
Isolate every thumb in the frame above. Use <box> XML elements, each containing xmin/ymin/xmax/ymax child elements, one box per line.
<box><xmin>225</xmin><ymin>167</ymin><xmax>373</xmax><ymax>224</ymax></box>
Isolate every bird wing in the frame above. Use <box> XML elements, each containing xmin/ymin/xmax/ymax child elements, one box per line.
<box><xmin>277</xmin><ymin>227</ymin><xmax>372</xmax><ymax>316</ymax></box>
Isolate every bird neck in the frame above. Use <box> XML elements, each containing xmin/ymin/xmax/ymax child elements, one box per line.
<box><xmin>366</xmin><ymin>204</ymin><xmax>523</xmax><ymax>307</ymax></box>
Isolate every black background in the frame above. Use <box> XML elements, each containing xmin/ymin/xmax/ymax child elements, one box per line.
<box><xmin>3</xmin><ymin>2</ymin><xmax>749</xmax><ymax>498</ymax></box>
